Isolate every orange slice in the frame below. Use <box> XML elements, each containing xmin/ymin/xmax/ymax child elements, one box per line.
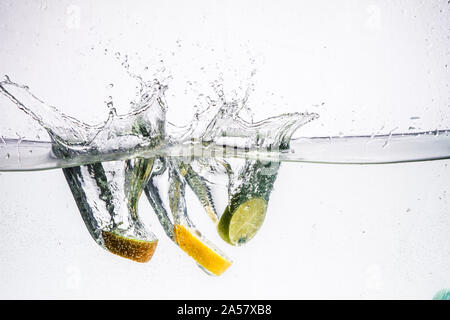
<box><xmin>102</xmin><ymin>230</ymin><xmax>158</xmax><ymax>263</ymax></box>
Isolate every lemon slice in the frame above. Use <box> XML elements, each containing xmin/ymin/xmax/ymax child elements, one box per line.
<box><xmin>102</xmin><ymin>230</ymin><xmax>158</xmax><ymax>263</ymax></box>
<box><xmin>218</xmin><ymin>197</ymin><xmax>267</xmax><ymax>246</ymax></box>
<box><xmin>173</xmin><ymin>224</ymin><xmax>232</xmax><ymax>276</ymax></box>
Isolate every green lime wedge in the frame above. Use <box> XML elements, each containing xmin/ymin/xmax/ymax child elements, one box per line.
<box><xmin>218</xmin><ymin>197</ymin><xmax>267</xmax><ymax>246</ymax></box>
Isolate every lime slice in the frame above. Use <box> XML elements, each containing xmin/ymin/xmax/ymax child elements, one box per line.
<box><xmin>173</xmin><ymin>224</ymin><xmax>232</xmax><ymax>276</ymax></box>
<box><xmin>218</xmin><ymin>197</ymin><xmax>267</xmax><ymax>246</ymax></box>
<box><xmin>102</xmin><ymin>230</ymin><xmax>158</xmax><ymax>263</ymax></box>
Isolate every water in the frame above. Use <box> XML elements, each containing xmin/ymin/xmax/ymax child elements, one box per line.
<box><xmin>2</xmin><ymin>130</ymin><xmax>450</xmax><ymax>171</ymax></box>
<box><xmin>1</xmin><ymin>75</ymin><xmax>449</xmax><ymax>273</ymax></box>
<box><xmin>1</xmin><ymin>75</ymin><xmax>449</xmax><ymax>169</ymax></box>
<box><xmin>0</xmin><ymin>75</ymin><xmax>318</xmax><ymax>270</ymax></box>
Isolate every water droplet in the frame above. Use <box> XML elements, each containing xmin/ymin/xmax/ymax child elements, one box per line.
<box><xmin>5</xmin><ymin>153</ymin><xmax>10</xmax><ymax>159</ymax></box>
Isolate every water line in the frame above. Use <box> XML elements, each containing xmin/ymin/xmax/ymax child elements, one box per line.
<box><xmin>1</xmin><ymin>130</ymin><xmax>449</xmax><ymax>171</ymax></box>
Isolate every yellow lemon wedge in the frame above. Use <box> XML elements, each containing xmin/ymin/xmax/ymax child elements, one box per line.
<box><xmin>173</xmin><ymin>224</ymin><xmax>232</xmax><ymax>276</ymax></box>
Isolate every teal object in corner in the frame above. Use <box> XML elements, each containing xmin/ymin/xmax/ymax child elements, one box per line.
<box><xmin>433</xmin><ymin>289</ymin><xmax>450</xmax><ymax>300</ymax></box>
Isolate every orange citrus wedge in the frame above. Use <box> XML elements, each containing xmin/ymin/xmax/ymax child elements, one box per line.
<box><xmin>102</xmin><ymin>230</ymin><xmax>158</xmax><ymax>263</ymax></box>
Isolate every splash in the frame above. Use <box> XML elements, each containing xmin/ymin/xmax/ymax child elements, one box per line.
<box><xmin>0</xmin><ymin>72</ymin><xmax>317</xmax><ymax>273</ymax></box>
<box><xmin>0</xmin><ymin>76</ymin><xmax>168</xmax><ymax>156</ymax></box>
<box><xmin>2</xmin><ymin>70</ymin><xmax>450</xmax><ymax>274</ymax></box>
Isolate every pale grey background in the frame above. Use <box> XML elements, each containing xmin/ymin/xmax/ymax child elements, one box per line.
<box><xmin>0</xmin><ymin>0</ymin><xmax>449</xmax><ymax>299</ymax></box>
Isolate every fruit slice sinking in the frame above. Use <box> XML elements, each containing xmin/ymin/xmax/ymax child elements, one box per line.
<box><xmin>102</xmin><ymin>230</ymin><xmax>158</xmax><ymax>263</ymax></box>
<box><xmin>218</xmin><ymin>197</ymin><xmax>267</xmax><ymax>246</ymax></box>
<box><xmin>173</xmin><ymin>224</ymin><xmax>232</xmax><ymax>276</ymax></box>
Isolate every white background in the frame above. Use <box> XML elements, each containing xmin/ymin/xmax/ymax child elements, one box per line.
<box><xmin>0</xmin><ymin>0</ymin><xmax>449</xmax><ymax>299</ymax></box>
